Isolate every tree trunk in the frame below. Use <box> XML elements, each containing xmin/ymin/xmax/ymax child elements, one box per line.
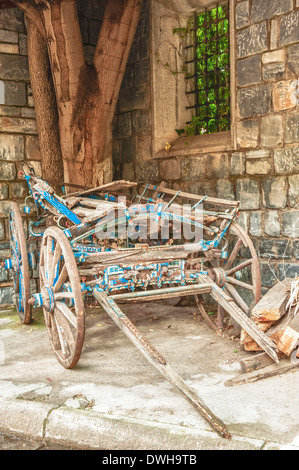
<box><xmin>14</xmin><ymin>0</ymin><xmax>142</xmax><ymax>188</ymax></box>
<box><xmin>26</xmin><ymin>17</ymin><xmax>64</xmax><ymax>188</ymax></box>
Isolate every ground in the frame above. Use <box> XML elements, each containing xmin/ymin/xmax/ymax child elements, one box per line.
<box><xmin>0</xmin><ymin>300</ymin><xmax>298</xmax><ymax>450</ymax></box>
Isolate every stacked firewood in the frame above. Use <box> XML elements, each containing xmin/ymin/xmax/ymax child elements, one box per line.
<box><xmin>241</xmin><ymin>277</ymin><xmax>299</xmax><ymax>362</ymax></box>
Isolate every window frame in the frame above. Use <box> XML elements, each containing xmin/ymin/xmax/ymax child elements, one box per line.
<box><xmin>151</xmin><ymin>0</ymin><xmax>237</xmax><ymax>160</ymax></box>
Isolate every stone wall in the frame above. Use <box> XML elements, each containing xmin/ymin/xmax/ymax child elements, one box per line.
<box><xmin>125</xmin><ymin>0</ymin><xmax>299</xmax><ymax>292</ymax></box>
<box><xmin>0</xmin><ymin>0</ymin><xmax>298</xmax><ymax>305</ymax></box>
<box><xmin>113</xmin><ymin>0</ymin><xmax>152</xmax><ymax>182</ymax></box>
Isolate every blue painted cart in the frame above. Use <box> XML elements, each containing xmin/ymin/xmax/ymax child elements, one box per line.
<box><xmin>4</xmin><ymin>163</ymin><xmax>279</xmax><ymax>438</ymax></box>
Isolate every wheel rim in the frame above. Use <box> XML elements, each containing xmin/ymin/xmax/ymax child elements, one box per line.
<box><xmin>39</xmin><ymin>227</ymin><xmax>85</xmax><ymax>369</ymax></box>
<box><xmin>9</xmin><ymin>202</ymin><xmax>31</xmax><ymax>324</ymax></box>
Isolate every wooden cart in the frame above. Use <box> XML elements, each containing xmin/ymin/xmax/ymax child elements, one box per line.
<box><xmin>4</xmin><ymin>163</ymin><xmax>280</xmax><ymax>439</ymax></box>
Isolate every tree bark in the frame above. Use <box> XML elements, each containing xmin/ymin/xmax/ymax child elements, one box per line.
<box><xmin>13</xmin><ymin>0</ymin><xmax>142</xmax><ymax>188</ymax></box>
<box><xmin>26</xmin><ymin>17</ymin><xmax>64</xmax><ymax>188</ymax></box>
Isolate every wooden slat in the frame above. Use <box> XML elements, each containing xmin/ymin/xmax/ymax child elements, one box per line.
<box><xmin>225</xmin><ymin>358</ymin><xmax>299</xmax><ymax>387</ymax></box>
<box><xmin>146</xmin><ymin>184</ymin><xmax>239</xmax><ymax>209</ymax></box>
<box><xmin>251</xmin><ymin>279</ymin><xmax>291</xmax><ymax>322</ymax></box>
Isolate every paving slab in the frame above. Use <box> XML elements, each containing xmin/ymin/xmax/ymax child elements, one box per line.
<box><xmin>0</xmin><ymin>303</ymin><xmax>298</xmax><ymax>450</ymax></box>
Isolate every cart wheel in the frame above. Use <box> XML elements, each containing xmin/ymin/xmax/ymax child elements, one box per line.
<box><xmin>39</xmin><ymin>226</ymin><xmax>85</xmax><ymax>369</ymax></box>
<box><xmin>222</xmin><ymin>222</ymin><xmax>261</xmax><ymax>309</ymax></box>
<box><xmin>196</xmin><ymin>222</ymin><xmax>261</xmax><ymax>329</ymax></box>
<box><xmin>8</xmin><ymin>202</ymin><xmax>32</xmax><ymax>324</ymax></box>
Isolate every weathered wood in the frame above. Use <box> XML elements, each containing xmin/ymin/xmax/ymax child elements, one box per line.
<box><xmin>240</xmin><ymin>351</ymin><xmax>285</xmax><ymax>374</ymax></box>
<box><xmin>197</xmin><ymin>274</ymin><xmax>279</xmax><ymax>363</ymax></box>
<box><xmin>240</xmin><ymin>321</ymin><xmax>274</xmax><ymax>352</ymax></box>
<box><xmin>93</xmin><ymin>290</ymin><xmax>231</xmax><ymax>439</ymax></box>
<box><xmin>225</xmin><ymin>358</ymin><xmax>299</xmax><ymax>387</ymax></box>
<box><xmin>194</xmin><ymin>294</ymin><xmax>219</xmax><ymax>333</ymax></box>
<box><xmin>251</xmin><ymin>279</ymin><xmax>291</xmax><ymax>322</ymax></box>
<box><xmin>145</xmin><ymin>185</ymin><xmax>239</xmax><ymax>209</ymax></box>
<box><xmin>271</xmin><ymin>313</ymin><xmax>299</xmax><ymax>356</ymax></box>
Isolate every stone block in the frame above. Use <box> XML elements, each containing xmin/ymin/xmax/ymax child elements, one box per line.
<box><xmin>261</xmin><ymin>115</ymin><xmax>282</xmax><ymax>147</ymax></box>
<box><xmin>281</xmin><ymin>211</ymin><xmax>299</xmax><ymax>238</ymax></box>
<box><xmin>285</xmin><ymin>109</ymin><xmax>299</xmax><ymax>144</ymax></box>
<box><xmin>10</xmin><ymin>182</ymin><xmax>28</xmax><ymax>199</ymax></box>
<box><xmin>273</xmin><ymin>80</ymin><xmax>297</xmax><ymax>111</ymax></box>
<box><xmin>237</xmin><ymin>55</ymin><xmax>261</xmax><ymax>86</ymax></box>
<box><xmin>133</xmin><ymin>60</ymin><xmax>150</xmax><ymax>87</ymax></box>
<box><xmin>251</xmin><ymin>0</ymin><xmax>292</xmax><ymax>23</ymax></box>
<box><xmin>262</xmin><ymin>50</ymin><xmax>286</xmax><ymax>64</ymax></box>
<box><xmin>0</xmin><ymin>134</ymin><xmax>24</xmax><ymax>160</ymax></box>
<box><xmin>279</xmin><ymin>11</ymin><xmax>299</xmax><ymax>47</ymax></box>
<box><xmin>19</xmin><ymin>33</ymin><xmax>27</xmax><ymax>56</ymax></box>
<box><xmin>135</xmin><ymin>160</ymin><xmax>158</xmax><ymax>182</ymax></box>
<box><xmin>245</xmin><ymin>149</ymin><xmax>270</xmax><ymax>159</ymax></box>
<box><xmin>237</xmin><ymin>211</ymin><xmax>249</xmax><ymax>232</ymax></box>
<box><xmin>277</xmin><ymin>263</ymin><xmax>299</xmax><ymax>281</ymax></box>
<box><xmin>0</xmin><ymin>30</ymin><xmax>18</xmax><ymax>43</ymax></box>
<box><xmin>2</xmin><ymin>81</ymin><xmax>26</xmax><ymax>106</ymax></box>
<box><xmin>122</xmin><ymin>162</ymin><xmax>135</xmax><ymax>181</ymax></box>
<box><xmin>237</xmin><ymin>22</ymin><xmax>268</xmax><ymax>59</ymax></box>
<box><xmin>263</xmin><ymin>63</ymin><xmax>285</xmax><ymax>81</ymax></box>
<box><xmin>205</xmin><ymin>153</ymin><xmax>230</xmax><ymax>179</ymax></box>
<box><xmin>0</xmin><ymin>8</ymin><xmax>24</xmax><ymax>32</ymax></box>
<box><xmin>264</xmin><ymin>211</ymin><xmax>280</xmax><ymax>237</ymax></box>
<box><xmin>246</xmin><ymin>159</ymin><xmax>272</xmax><ymax>175</ymax></box>
<box><xmin>122</xmin><ymin>137</ymin><xmax>137</xmax><ymax>163</ymax></box>
<box><xmin>259</xmin><ymin>238</ymin><xmax>292</xmax><ymax>260</ymax></box>
<box><xmin>25</xmin><ymin>135</ymin><xmax>40</xmax><ymax>160</ymax></box>
<box><xmin>236</xmin><ymin>178</ymin><xmax>260</xmax><ymax>210</ymax></box>
<box><xmin>274</xmin><ymin>147</ymin><xmax>299</xmax><ymax>174</ymax></box>
<box><xmin>181</xmin><ymin>156</ymin><xmax>206</xmax><ymax>181</ymax></box>
<box><xmin>0</xmin><ymin>55</ymin><xmax>29</xmax><ymax>81</ymax></box>
<box><xmin>159</xmin><ymin>158</ymin><xmax>181</xmax><ymax>181</ymax></box>
<box><xmin>216</xmin><ymin>179</ymin><xmax>235</xmax><ymax>200</ymax></box>
<box><xmin>236</xmin><ymin>119</ymin><xmax>259</xmax><ymax>148</ymax></box>
<box><xmin>116</xmin><ymin>113</ymin><xmax>132</xmax><ymax>138</ymax></box>
<box><xmin>289</xmin><ymin>174</ymin><xmax>299</xmax><ymax>207</ymax></box>
<box><xmin>287</xmin><ymin>43</ymin><xmax>299</xmax><ymax>75</ymax></box>
<box><xmin>262</xmin><ymin>177</ymin><xmax>287</xmax><ymax>209</ymax></box>
<box><xmin>238</xmin><ymin>84</ymin><xmax>271</xmax><ymax>118</ymax></box>
<box><xmin>131</xmin><ymin>109</ymin><xmax>151</xmax><ymax>135</ymax></box>
<box><xmin>119</xmin><ymin>85</ymin><xmax>150</xmax><ymax>113</ymax></box>
<box><xmin>293</xmin><ymin>240</ymin><xmax>299</xmax><ymax>259</ymax></box>
<box><xmin>235</xmin><ymin>1</ymin><xmax>250</xmax><ymax>29</ymax></box>
<box><xmin>270</xmin><ymin>19</ymin><xmax>279</xmax><ymax>50</ymax></box>
<box><xmin>0</xmin><ymin>162</ymin><xmax>16</xmax><ymax>181</ymax></box>
<box><xmin>0</xmin><ymin>286</ymin><xmax>14</xmax><ymax>306</ymax></box>
<box><xmin>0</xmin><ymin>183</ymin><xmax>8</xmax><ymax>200</ymax></box>
<box><xmin>231</xmin><ymin>152</ymin><xmax>245</xmax><ymax>175</ymax></box>
<box><xmin>0</xmin><ymin>117</ymin><xmax>37</xmax><ymax>134</ymax></box>
<box><xmin>0</xmin><ymin>43</ymin><xmax>18</xmax><ymax>54</ymax></box>
<box><xmin>260</xmin><ymin>262</ymin><xmax>278</xmax><ymax>288</ymax></box>
<box><xmin>250</xmin><ymin>211</ymin><xmax>262</xmax><ymax>237</ymax></box>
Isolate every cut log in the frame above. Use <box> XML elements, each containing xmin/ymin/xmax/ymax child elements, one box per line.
<box><xmin>240</xmin><ymin>321</ymin><xmax>274</xmax><ymax>352</ymax></box>
<box><xmin>240</xmin><ymin>351</ymin><xmax>285</xmax><ymax>374</ymax></box>
<box><xmin>251</xmin><ymin>279</ymin><xmax>291</xmax><ymax>322</ymax></box>
<box><xmin>270</xmin><ymin>314</ymin><xmax>299</xmax><ymax>356</ymax></box>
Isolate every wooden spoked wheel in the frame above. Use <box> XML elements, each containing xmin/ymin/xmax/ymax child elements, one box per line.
<box><xmin>39</xmin><ymin>227</ymin><xmax>85</xmax><ymax>369</ymax></box>
<box><xmin>195</xmin><ymin>222</ymin><xmax>261</xmax><ymax>330</ymax></box>
<box><xmin>8</xmin><ymin>202</ymin><xmax>32</xmax><ymax>324</ymax></box>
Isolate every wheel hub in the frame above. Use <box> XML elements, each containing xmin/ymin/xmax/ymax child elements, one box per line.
<box><xmin>210</xmin><ymin>268</ymin><xmax>227</xmax><ymax>288</ymax></box>
<box><xmin>41</xmin><ymin>285</ymin><xmax>55</xmax><ymax>312</ymax></box>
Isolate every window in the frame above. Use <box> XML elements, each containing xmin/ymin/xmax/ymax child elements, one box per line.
<box><xmin>185</xmin><ymin>3</ymin><xmax>231</xmax><ymax>136</ymax></box>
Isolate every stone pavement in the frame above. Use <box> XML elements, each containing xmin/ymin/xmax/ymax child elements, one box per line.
<box><xmin>0</xmin><ymin>302</ymin><xmax>298</xmax><ymax>450</ymax></box>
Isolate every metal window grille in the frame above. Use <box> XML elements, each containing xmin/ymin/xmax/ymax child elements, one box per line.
<box><xmin>185</xmin><ymin>4</ymin><xmax>231</xmax><ymax>136</ymax></box>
